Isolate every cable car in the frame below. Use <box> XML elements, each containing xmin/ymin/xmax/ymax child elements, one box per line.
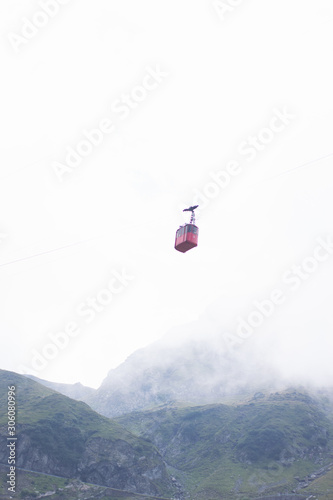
<box><xmin>175</xmin><ymin>205</ymin><xmax>199</xmax><ymax>253</ymax></box>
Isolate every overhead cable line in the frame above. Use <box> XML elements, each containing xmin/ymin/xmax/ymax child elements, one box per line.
<box><xmin>261</xmin><ymin>152</ymin><xmax>333</xmax><ymax>182</ymax></box>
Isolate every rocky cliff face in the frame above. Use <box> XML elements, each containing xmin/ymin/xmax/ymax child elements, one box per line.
<box><xmin>0</xmin><ymin>429</ymin><xmax>171</xmax><ymax>495</ymax></box>
<box><xmin>77</xmin><ymin>437</ymin><xmax>171</xmax><ymax>493</ymax></box>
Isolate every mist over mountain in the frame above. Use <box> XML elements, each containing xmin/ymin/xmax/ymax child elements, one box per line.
<box><xmin>28</xmin><ymin>309</ymin><xmax>333</xmax><ymax>419</ymax></box>
<box><xmin>3</xmin><ymin>320</ymin><xmax>333</xmax><ymax>499</ymax></box>
<box><xmin>25</xmin><ymin>375</ymin><xmax>95</xmax><ymax>402</ymax></box>
<box><xmin>86</xmin><ymin>318</ymin><xmax>290</xmax><ymax>418</ymax></box>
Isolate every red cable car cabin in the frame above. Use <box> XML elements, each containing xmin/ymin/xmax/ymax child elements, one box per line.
<box><xmin>175</xmin><ymin>223</ymin><xmax>199</xmax><ymax>253</ymax></box>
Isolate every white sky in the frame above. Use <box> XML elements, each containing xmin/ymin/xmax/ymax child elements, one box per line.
<box><xmin>1</xmin><ymin>0</ymin><xmax>333</xmax><ymax>388</ymax></box>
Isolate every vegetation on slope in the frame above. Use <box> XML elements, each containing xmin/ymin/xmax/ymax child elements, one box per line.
<box><xmin>0</xmin><ymin>464</ymin><xmax>173</xmax><ymax>500</ymax></box>
<box><xmin>0</xmin><ymin>370</ymin><xmax>175</xmax><ymax>497</ymax></box>
<box><xmin>2</xmin><ymin>369</ymin><xmax>333</xmax><ymax>499</ymax></box>
<box><xmin>117</xmin><ymin>390</ymin><xmax>333</xmax><ymax>499</ymax></box>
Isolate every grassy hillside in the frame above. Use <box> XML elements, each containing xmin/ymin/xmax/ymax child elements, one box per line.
<box><xmin>0</xmin><ymin>464</ymin><xmax>173</xmax><ymax>500</ymax></box>
<box><xmin>117</xmin><ymin>390</ymin><xmax>333</xmax><ymax>499</ymax></box>
<box><xmin>301</xmin><ymin>466</ymin><xmax>333</xmax><ymax>499</ymax></box>
<box><xmin>0</xmin><ymin>370</ymin><xmax>176</xmax><ymax>497</ymax></box>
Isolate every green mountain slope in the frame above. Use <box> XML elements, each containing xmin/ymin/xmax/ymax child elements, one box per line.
<box><xmin>0</xmin><ymin>370</ymin><xmax>176</xmax><ymax>497</ymax></box>
<box><xmin>116</xmin><ymin>390</ymin><xmax>333</xmax><ymax>499</ymax></box>
<box><xmin>0</xmin><ymin>464</ymin><xmax>174</xmax><ymax>500</ymax></box>
<box><xmin>2</xmin><ymin>370</ymin><xmax>333</xmax><ymax>499</ymax></box>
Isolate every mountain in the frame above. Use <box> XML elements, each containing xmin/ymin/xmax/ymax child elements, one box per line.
<box><xmin>25</xmin><ymin>374</ymin><xmax>96</xmax><ymax>401</ymax></box>
<box><xmin>86</xmin><ymin>326</ymin><xmax>285</xmax><ymax>418</ymax></box>
<box><xmin>2</xmin><ymin>372</ymin><xmax>333</xmax><ymax>499</ymax></box>
<box><xmin>116</xmin><ymin>389</ymin><xmax>333</xmax><ymax>499</ymax></box>
<box><xmin>0</xmin><ymin>370</ymin><xmax>177</xmax><ymax>498</ymax></box>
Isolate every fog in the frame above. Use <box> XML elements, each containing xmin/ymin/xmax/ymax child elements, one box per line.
<box><xmin>1</xmin><ymin>0</ymin><xmax>333</xmax><ymax>388</ymax></box>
